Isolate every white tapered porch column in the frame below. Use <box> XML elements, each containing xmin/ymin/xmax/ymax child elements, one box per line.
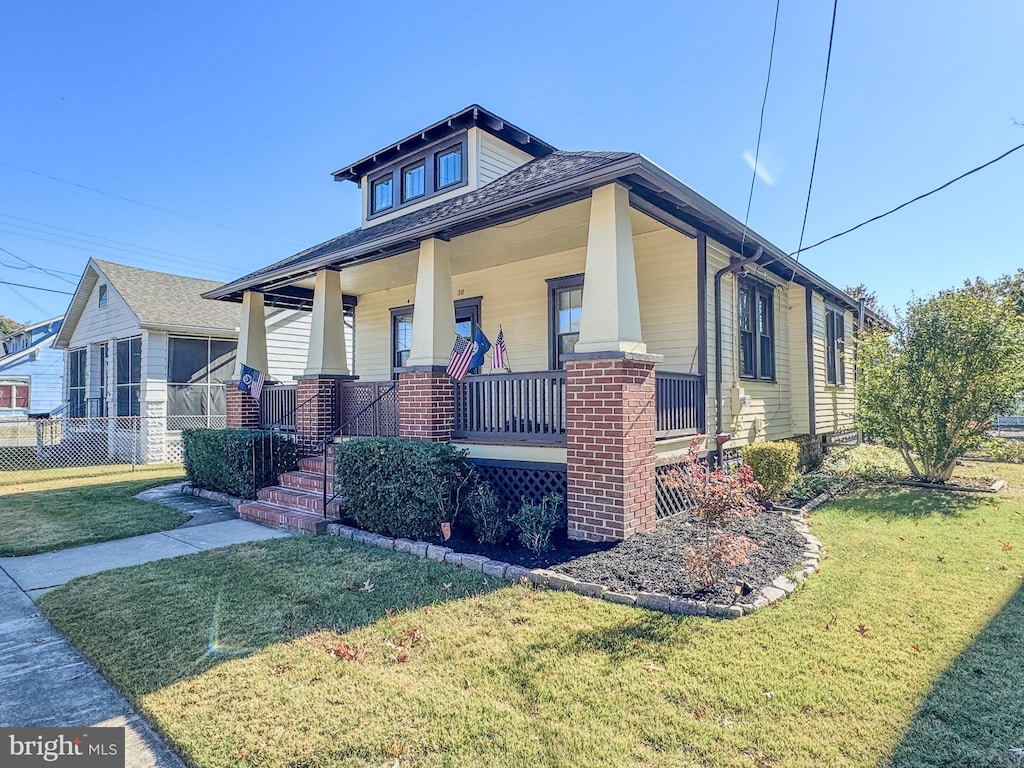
<box><xmin>405</xmin><ymin>238</ymin><xmax>456</xmax><ymax>367</ymax></box>
<box><xmin>304</xmin><ymin>269</ymin><xmax>350</xmax><ymax>377</ymax></box>
<box><xmin>575</xmin><ymin>183</ymin><xmax>647</xmax><ymax>355</ymax></box>
<box><xmin>235</xmin><ymin>290</ymin><xmax>269</xmax><ymax>375</ymax></box>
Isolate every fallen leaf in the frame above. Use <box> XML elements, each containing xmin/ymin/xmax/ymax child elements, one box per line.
<box><xmin>693</xmin><ymin>707</ymin><xmax>707</xmax><ymax>720</ymax></box>
<box><xmin>1000</xmin><ymin>565</ymin><xmax>1009</xmax><ymax>571</ymax></box>
<box><xmin>328</xmin><ymin>643</ymin><xmax>359</xmax><ymax>661</ymax></box>
<box><xmin>385</xmin><ymin>743</ymin><xmax>405</xmax><ymax>759</ymax></box>
<box><xmin>385</xmin><ymin>608</ymin><xmax>395</xmax><ymax>617</ymax></box>
<box><xmin>937</xmin><ymin>556</ymin><xmax>945</xmax><ymax>563</ymax></box>
<box><xmin>361</xmin><ymin>580</ymin><xmax>375</xmax><ymax>592</ymax></box>
<box><xmin>824</xmin><ymin>612</ymin><xmax>838</xmax><ymax>631</ymax></box>
<box><xmin>763</xmin><ymin>691</ymin><xmax>774</xmax><ymax>699</ymax></box>
<box><xmin>396</xmin><ymin>650</ymin><xmax>409</xmax><ymax>663</ymax></box>
<box><xmin>856</xmin><ymin>624</ymin><xmax>870</xmax><ymax>637</ymax></box>
<box><xmin>644</xmin><ymin>662</ymin><xmax>665</xmax><ymax>672</ymax></box>
<box><xmin>1001</xmin><ymin>541</ymin><xmax>1014</xmax><ymax>552</ymax></box>
<box><xmin>911</xmin><ymin>644</ymin><xmax>921</xmax><ymax>653</ymax></box>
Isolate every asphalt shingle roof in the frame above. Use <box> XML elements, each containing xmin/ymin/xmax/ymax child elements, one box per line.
<box><xmin>93</xmin><ymin>260</ymin><xmax>240</xmax><ymax>331</ymax></box>
<box><xmin>227</xmin><ymin>151</ymin><xmax>637</xmax><ymax>289</ymax></box>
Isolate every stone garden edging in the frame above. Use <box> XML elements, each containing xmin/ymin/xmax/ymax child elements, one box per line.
<box><xmin>326</xmin><ymin>512</ymin><xmax>826</xmax><ymax>620</ymax></box>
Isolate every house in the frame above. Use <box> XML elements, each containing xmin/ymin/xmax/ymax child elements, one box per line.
<box><xmin>0</xmin><ymin>316</ymin><xmax>64</xmax><ymax>419</ymax></box>
<box><xmin>204</xmin><ymin>104</ymin><xmax>884</xmax><ymax>541</ymax></box>
<box><xmin>53</xmin><ymin>259</ymin><xmax>324</xmax><ymax>462</ymax></box>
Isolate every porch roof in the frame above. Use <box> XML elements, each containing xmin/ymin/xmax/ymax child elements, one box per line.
<box><xmin>204</xmin><ymin>150</ymin><xmax>886</xmax><ymax>325</ymax></box>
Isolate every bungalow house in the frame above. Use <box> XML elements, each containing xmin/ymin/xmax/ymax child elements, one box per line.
<box><xmin>0</xmin><ymin>316</ymin><xmax>64</xmax><ymax>418</ymax></box>
<box><xmin>54</xmin><ymin>259</ymin><xmax>327</xmax><ymax>462</ymax></box>
<box><xmin>205</xmin><ymin>105</ymin><xmax>883</xmax><ymax>541</ymax></box>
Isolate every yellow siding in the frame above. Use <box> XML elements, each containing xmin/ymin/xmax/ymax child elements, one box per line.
<box><xmin>812</xmin><ymin>295</ymin><xmax>856</xmax><ymax>433</ymax></box>
<box><xmin>788</xmin><ymin>284</ymin><xmax>810</xmax><ymax>435</ymax></box>
<box><xmin>635</xmin><ymin>228</ymin><xmax>698</xmax><ymax>372</ymax></box>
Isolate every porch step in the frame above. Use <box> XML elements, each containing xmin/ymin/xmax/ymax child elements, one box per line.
<box><xmin>238</xmin><ymin>501</ymin><xmax>331</xmax><ymax>535</ymax></box>
<box><xmin>256</xmin><ymin>485</ymin><xmax>344</xmax><ymax>516</ymax></box>
<box><xmin>298</xmin><ymin>455</ymin><xmax>333</xmax><ymax>474</ymax></box>
<box><xmin>278</xmin><ymin>470</ymin><xmax>338</xmax><ymax>495</ymax></box>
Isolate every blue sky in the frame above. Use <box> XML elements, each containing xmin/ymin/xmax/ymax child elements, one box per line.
<box><xmin>1</xmin><ymin>1</ymin><xmax>1021</xmax><ymax>324</ymax></box>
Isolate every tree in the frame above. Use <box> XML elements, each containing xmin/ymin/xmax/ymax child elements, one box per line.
<box><xmin>963</xmin><ymin>269</ymin><xmax>1024</xmax><ymax>316</ymax></box>
<box><xmin>844</xmin><ymin>283</ymin><xmax>891</xmax><ymax>323</ymax></box>
<box><xmin>0</xmin><ymin>315</ymin><xmax>23</xmax><ymax>335</ymax></box>
<box><xmin>857</xmin><ymin>287</ymin><xmax>1024</xmax><ymax>482</ymax></box>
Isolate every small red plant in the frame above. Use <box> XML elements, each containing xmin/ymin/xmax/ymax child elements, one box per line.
<box><xmin>665</xmin><ymin>435</ymin><xmax>765</xmax><ymax>589</ymax></box>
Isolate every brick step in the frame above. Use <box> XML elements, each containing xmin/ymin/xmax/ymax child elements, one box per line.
<box><xmin>278</xmin><ymin>470</ymin><xmax>338</xmax><ymax>494</ymax></box>
<box><xmin>238</xmin><ymin>501</ymin><xmax>331</xmax><ymax>535</ymax></box>
<box><xmin>298</xmin><ymin>455</ymin><xmax>334</xmax><ymax>474</ymax></box>
<box><xmin>256</xmin><ymin>485</ymin><xmax>343</xmax><ymax>516</ymax></box>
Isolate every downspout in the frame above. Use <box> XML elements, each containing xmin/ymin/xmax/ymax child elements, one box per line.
<box><xmin>713</xmin><ymin>246</ymin><xmax>763</xmax><ymax>467</ymax></box>
<box><xmin>856</xmin><ymin>297</ymin><xmax>865</xmax><ymax>445</ymax></box>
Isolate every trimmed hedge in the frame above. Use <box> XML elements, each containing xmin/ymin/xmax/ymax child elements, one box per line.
<box><xmin>183</xmin><ymin>429</ymin><xmax>300</xmax><ymax>500</ymax></box>
<box><xmin>335</xmin><ymin>438</ymin><xmax>476</xmax><ymax>540</ymax></box>
<box><xmin>740</xmin><ymin>440</ymin><xmax>800</xmax><ymax>500</ymax></box>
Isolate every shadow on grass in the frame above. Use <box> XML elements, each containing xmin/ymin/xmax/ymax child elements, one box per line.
<box><xmin>37</xmin><ymin>536</ymin><xmax>502</xmax><ymax>698</ymax></box>
<box><xmin>826</xmin><ymin>484</ymin><xmax>994</xmax><ymax>520</ymax></box>
<box><xmin>887</xmin><ymin>583</ymin><xmax>1024</xmax><ymax>768</ymax></box>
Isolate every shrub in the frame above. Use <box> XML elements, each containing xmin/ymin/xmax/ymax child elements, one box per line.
<box><xmin>511</xmin><ymin>493</ymin><xmax>564</xmax><ymax>554</ymax></box>
<box><xmin>468</xmin><ymin>483</ymin><xmax>512</xmax><ymax>544</ymax></box>
<box><xmin>820</xmin><ymin>444</ymin><xmax>909</xmax><ymax>483</ymax></box>
<box><xmin>335</xmin><ymin>438</ymin><xmax>475</xmax><ymax>540</ymax></box>
<box><xmin>788</xmin><ymin>474</ymin><xmax>837</xmax><ymax>501</ymax></box>
<box><xmin>183</xmin><ymin>429</ymin><xmax>300</xmax><ymax>500</ymax></box>
<box><xmin>740</xmin><ymin>440</ymin><xmax>800</xmax><ymax>500</ymax></box>
<box><xmin>663</xmin><ymin>435</ymin><xmax>763</xmax><ymax>588</ymax></box>
<box><xmin>979</xmin><ymin>437</ymin><xmax>1024</xmax><ymax>464</ymax></box>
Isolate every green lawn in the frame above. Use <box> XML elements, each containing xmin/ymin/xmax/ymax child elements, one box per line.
<box><xmin>0</xmin><ymin>462</ymin><xmax>184</xmax><ymax>488</ymax></box>
<box><xmin>0</xmin><ymin>467</ymin><xmax>187</xmax><ymax>556</ymax></box>
<box><xmin>39</xmin><ymin>461</ymin><xmax>1024</xmax><ymax>768</ymax></box>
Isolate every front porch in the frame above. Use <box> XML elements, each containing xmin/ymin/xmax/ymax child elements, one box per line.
<box><xmin>225</xmin><ymin>183</ymin><xmax>710</xmax><ymax>542</ymax></box>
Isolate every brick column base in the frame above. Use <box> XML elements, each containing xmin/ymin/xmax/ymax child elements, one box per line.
<box><xmin>226</xmin><ymin>385</ymin><xmax>260</xmax><ymax>429</ymax></box>
<box><xmin>296</xmin><ymin>376</ymin><xmax>347</xmax><ymax>450</ymax></box>
<box><xmin>397</xmin><ymin>368</ymin><xmax>453</xmax><ymax>442</ymax></box>
<box><xmin>565</xmin><ymin>353</ymin><xmax>660</xmax><ymax>542</ymax></box>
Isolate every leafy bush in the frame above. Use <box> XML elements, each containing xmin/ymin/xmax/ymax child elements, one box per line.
<box><xmin>663</xmin><ymin>435</ymin><xmax>764</xmax><ymax>588</ymax></box>
<box><xmin>820</xmin><ymin>444</ymin><xmax>909</xmax><ymax>483</ymax></box>
<box><xmin>335</xmin><ymin>438</ymin><xmax>475</xmax><ymax>540</ymax></box>
<box><xmin>468</xmin><ymin>484</ymin><xmax>512</xmax><ymax>544</ymax></box>
<box><xmin>979</xmin><ymin>437</ymin><xmax>1024</xmax><ymax>464</ymax></box>
<box><xmin>183</xmin><ymin>429</ymin><xmax>300</xmax><ymax>500</ymax></box>
<box><xmin>511</xmin><ymin>493</ymin><xmax>564</xmax><ymax>554</ymax></box>
<box><xmin>740</xmin><ymin>440</ymin><xmax>800</xmax><ymax>500</ymax></box>
<box><xmin>788</xmin><ymin>474</ymin><xmax>838</xmax><ymax>501</ymax></box>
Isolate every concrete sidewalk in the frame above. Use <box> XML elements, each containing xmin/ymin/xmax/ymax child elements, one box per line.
<box><xmin>0</xmin><ymin>483</ymin><xmax>291</xmax><ymax>766</ymax></box>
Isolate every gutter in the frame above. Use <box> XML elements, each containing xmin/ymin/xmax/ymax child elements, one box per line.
<box><xmin>713</xmin><ymin>246</ymin><xmax>763</xmax><ymax>467</ymax></box>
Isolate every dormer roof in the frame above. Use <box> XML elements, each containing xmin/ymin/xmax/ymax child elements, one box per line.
<box><xmin>331</xmin><ymin>104</ymin><xmax>557</xmax><ymax>184</ymax></box>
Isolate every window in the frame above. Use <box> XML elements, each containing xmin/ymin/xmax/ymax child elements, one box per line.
<box><xmin>370</xmin><ymin>175</ymin><xmax>393</xmax><ymax>214</ymax></box>
<box><xmin>0</xmin><ymin>381</ymin><xmax>29</xmax><ymax>410</ymax></box>
<box><xmin>402</xmin><ymin>161</ymin><xmax>425</xmax><ymax>202</ymax></box>
<box><xmin>98</xmin><ymin>284</ymin><xmax>108</xmax><ymax>308</ymax></box>
<box><xmin>738</xmin><ymin>278</ymin><xmax>775</xmax><ymax>381</ymax></box>
<box><xmin>547</xmin><ymin>274</ymin><xmax>584</xmax><ymax>369</ymax></box>
<box><xmin>68</xmin><ymin>348</ymin><xmax>87</xmax><ymax>417</ymax></box>
<box><xmin>826</xmin><ymin>306</ymin><xmax>846</xmax><ymax>385</ymax></box>
<box><xmin>167</xmin><ymin>337</ymin><xmax>237</xmax><ymax>428</ymax></box>
<box><xmin>435</xmin><ymin>145</ymin><xmax>463</xmax><ymax>189</ymax></box>
<box><xmin>95</xmin><ymin>343</ymin><xmax>107</xmax><ymax>416</ymax></box>
<box><xmin>390</xmin><ymin>297</ymin><xmax>482</xmax><ymax>377</ymax></box>
<box><xmin>116</xmin><ymin>337</ymin><xmax>142</xmax><ymax>417</ymax></box>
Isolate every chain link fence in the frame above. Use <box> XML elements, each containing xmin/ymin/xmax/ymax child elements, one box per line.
<box><xmin>0</xmin><ymin>414</ymin><xmax>225</xmax><ymax>482</ymax></box>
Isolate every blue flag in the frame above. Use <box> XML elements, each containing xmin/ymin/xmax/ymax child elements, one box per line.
<box><xmin>468</xmin><ymin>328</ymin><xmax>491</xmax><ymax>371</ymax></box>
<box><xmin>237</xmin><ymin>364</ymin><xmax>266</xmax><ymax>400</ymax></box>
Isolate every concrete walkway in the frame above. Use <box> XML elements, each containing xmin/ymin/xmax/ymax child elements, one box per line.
<box><xmin>0</xmin><ymin>484</ymin><xmax>290</xmax><ymax>765</ymax></box>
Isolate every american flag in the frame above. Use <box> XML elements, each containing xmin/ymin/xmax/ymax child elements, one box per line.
<box><xmin>492</xmin><ymin>326</ymin><xmax>510</xmax><ymax>371</ymax></box>
<box><xmin>237</xmin><ymin>364</ymin><xmax>266</xmax><ymax>401</ymax></box>
<box><xmin>446</xmin><ymin>335</ymin><xmax>474</xmax><ymax>381</ymax></box>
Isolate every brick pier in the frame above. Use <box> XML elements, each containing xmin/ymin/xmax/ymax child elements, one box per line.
<box><xmin>397</xmin><ymin>367</ymin><xmax>453</xmax><ymax>442</ymax></box>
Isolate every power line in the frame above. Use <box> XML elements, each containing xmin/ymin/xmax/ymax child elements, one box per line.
<box><xmin>739</xmin><ymin>0</ymin><xmax>781</xmax><ymax>258</ymax></box>
<box><xmin>790</xmin><ymin>140</ymin><xmax>1024</xmax><ymax>257</ymax></box>
<box><xmin>0</xmin><ymin>245</ymin><xmax>77</xmax><ymax>284</ymax></box>
<box><xmin>0</xmin><ymin>279</ymin><xmax>74</xmax><ymax>295</ymax></box>
<box><xmin>794</xmin><ymin>0</ymin><xmax>839</xmax><ymax>262</ymax></box>
<box><xmin>3</xmin><ymin>284</ymin><xmax>49</xmax><ymax>315</ymax></box>
<box><xmin>0</xmin><ymin>159</ymin><xmax>302</xmax><ymax>247</ymax></box>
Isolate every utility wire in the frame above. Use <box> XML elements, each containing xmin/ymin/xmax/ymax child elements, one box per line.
<box><xmin>3</xmin><ymin>284</ymin><xmax>49</xmax><ymax>315</ymax></box>
<box><xmin>794</xmin><ymin>0</ymin><xmax>839</xmax><ymax>262</ymax></box>
<box><xmin>0</xmin><ymin>245</ymin><xmax>77</xmax><ymax>284</ymax></box>
<box><xmin>0</xmin><ymin>279</ymin><xmax>74</xmax><ymax>295</ymax></box>
<box><xmin>0</xmin><ymin>159</ymin><xmax>302</xmax><ymax>248</ymax></box>
<box><xmin>739</xmin><ymin>0</ymin><xmax>781</xmax><ymax>258</ymax></box>
<box><xmin>790</xmin><ymin>140</ymin><xmax>1024</xmax><ymax>258</ymax></box>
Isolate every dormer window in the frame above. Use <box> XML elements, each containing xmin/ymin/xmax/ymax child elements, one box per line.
<box><xmin>436</xmin><ymin>145</ymin><xmax>463</xmax><ymax>189</ymax></box>
<box><xmin>98</xmin><ymin>284</ymin><xmax>108</xmax><ymax>309</ymax></box>
<box><xmin>365</xmin><ymin>134</ymin><xmax>469</xmax><ymax>220</ymax></box>
<box><xmin>402</xmin><ymin>161</ymin><xmax>425</xmax><ymax>202</ymax></box>
<box><xmin>371</xmin><ymin>176</ymin><xmax>394</xmax><ymax>214</ymax></box>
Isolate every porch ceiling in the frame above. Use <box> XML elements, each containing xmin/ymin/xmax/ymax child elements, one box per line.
<box><xmin>281</xmin><ymin>201</ymin><xmax>665</xmax><ymax>300</ymax></box>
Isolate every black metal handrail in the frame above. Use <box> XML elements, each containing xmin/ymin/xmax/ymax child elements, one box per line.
<box><xmin>311</xmin><ymin>382</ymin><xmax>398</xmax><ymax>519</ymax></box>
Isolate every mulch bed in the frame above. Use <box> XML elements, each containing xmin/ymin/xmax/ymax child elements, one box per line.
<box><xmin>403</xmin><ymin>508</ymin><xmax>809</xmax><ymax>604</ymax></box>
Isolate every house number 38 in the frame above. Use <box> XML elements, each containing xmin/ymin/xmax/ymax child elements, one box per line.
<box><xmin>456</xmin><ymin>289</ymin><xmax>465</xmax><ymax>296</ymax></box>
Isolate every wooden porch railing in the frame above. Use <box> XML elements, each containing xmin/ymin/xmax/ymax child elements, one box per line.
<box><xmin>339</xmin><ymin>380</ymin><xmax>399</xmax><ymax>437</ymax></box>
<box><xmin>259</xmin><ymin>384</ymin><xmax>297</xmax><ymax>429</ymax></box>
<box><xmin>655</xmin><ymin>371</ymin><xmax>704</xmax><ymax>438</ymax></box>
<box><xmin>453</xmin><ymin>371</ymin><xmax>567</xmax><ymax>444</ymax></box>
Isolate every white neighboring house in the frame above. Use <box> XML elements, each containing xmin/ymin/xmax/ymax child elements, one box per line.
<box><xmin>54</xmin><ymin>259</ymin><xmax>326</xmax><ymax>462</ymax></box>
<box><xmin>0</xmin><ymin>316</ymin><xmax>65</xmax><ymax>419</ymax></box>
